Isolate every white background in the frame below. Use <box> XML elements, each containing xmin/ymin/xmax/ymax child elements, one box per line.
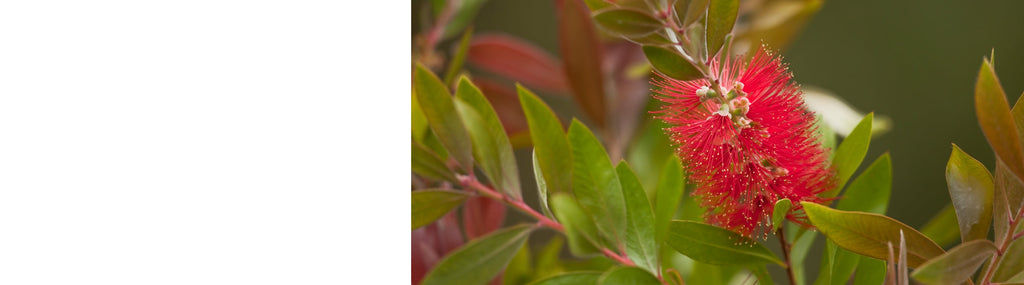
<box><xmin>0</xmin><ymin>1</ymin><xmax>403</xmax><ymax>284</ymax></box>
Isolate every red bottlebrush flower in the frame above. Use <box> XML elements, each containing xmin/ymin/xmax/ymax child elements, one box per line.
<box><xmin>651</xmin><ymin>47</ymin><xmax>835</xmax><ymax>237</ymax></box>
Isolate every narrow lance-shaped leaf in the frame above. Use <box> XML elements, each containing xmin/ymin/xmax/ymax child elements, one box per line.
<box><xmin>666</xmin><ymin>220</ymin><xmax>784</xmax><ymax>266</ymax></box>
<box><xmin>655</xmin><ymin>156</ymin><xmax>685</xmax><ymax>245</ymax></box>
<box><xmin>557</xmin><ymin>0</ymin><xmax>608</xmax><ymax>128</ymax></box>
<box><xmin>528</xmin><ymin>272</ymin><xmax>603</xmax><ymax>285</ymax></box>
<box><xmin>412</xmin><ymin>89</ymin><xmax>429</xmax><ymax>143</ymax></box>
<box><xmin>919</xmin><ymin>204</ymin><xmax>961</xmax><ymax>248</ymax></box>
<box><xmin>679</xmin><ymin>0</ymin><xmax>710</xmax><ymax>28</ymax></box>
<box><xmin>824</xmin><ymin>113</ymin><xmax>873</xmax><ymax>198</ymax></box>
<box><xmin>801</xmin><ymin>202</ymin><xmax>945</xmax><ymax>268</ymax></box>
<box><xmin>569</xmin><ymin>119</ymin><xmax>627</xmax><ymax>248</ymax></box>
<box><xmin>616</xmin><ymin>162</ymin><xmax>658</xmax><ymax>273</ymax></box>
<box><xmin>550</xmin><ymin>193</ymin><xmax>602</xmax><ymax>257</ymax></box>
<box><xmin>976</xmin><ymin>58</ymin><xmax>1024</xmax><ymax>183</ymax></box>
<box><xmin>414</xmin><ymin>64</ymin><xmax>474</xmax><ymax>171</ymax></box>
<box><xmin>597</xmin><ymin>267</ymin><xmax>662</xmax><ymax>285</ymax></box>
<box><xmin>945</xmin><ymin>144</ymin><xmax>994</xmax><ymax>242</ymax></box>
<box><xmin>455</xmin><ymin>78</ymin><xmax>522</xmax><ymax>199</ymax></box>
<box><xmin>443</xmin><ymin>27</ymin><xmax>474</xmax><ymax>86</ymax></box>
<box><xmin>643</xmin><ymin>45</ymin><xmax>703</xmax><ymax>81</ymax></box>
<box><xmin>441</xmin><ymin>0</ymin><xmax>487</xmax><ymax>40</ymax></box>
<box><xmin>911</xmin><ymin>239</ymin><xmax>997</xmax><ymax>285</ymax></box>
<box><xmin>412</xmin><ymin>189</ymin><xmax>470</xmax><ymax>230</ymax></box>
<box><xmin>412</xmin><ymin>141</ymin><xmax>458</xmax><ymax>183</ymax></box>
<box><xmin>467</xmin><ymin>35</ymin><xmax>570</xmax><ymax>93</ymax></box>
<box><xmin>837</xmin><ymin>153</ymin><xmax>893</xmax><ymax>214</ymax></box>
<box><xmin>854</xmin><ymin>257</ymin><xmax>887</xmax><ymax>285</ymax></box>
<box><xmin>705</xmin><ymin>0</ymin><xmax>738</xmax><ymax>57</ymax></box>
<box><xmin>421</xmin><ymin>224</ymin><xmax>534</xmax><ymax>285</ymax></box>
<box><xmin>994</xmin><ymin>159</ymin><xmax>1024</xmax><ymax>245</ymax></box>
<box><xmin>532</xmin><ymin>150</ymin><xmax>554</xmax><ymax>218</ymax></box>
<box><xmin>593</xmin><ymin>8</ymin><xmax>664</xmax><ymax>38</ymax></box>
<box><xmin>518</xmin><ymin>85</ymin><xmax>572</xmax><ymax>194</ymax></box>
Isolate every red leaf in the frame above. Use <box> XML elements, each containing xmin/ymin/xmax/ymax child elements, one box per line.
<box><xmin>468</xmin><ymin>35</ymin><xmax>570</xmax><ymax>94</ymax></box>
<box><xmin>463</xmin><ymin>196</ymin><xmax>507</xmax><ymax>239</ymax></box>
<box><xmin>557</xmin><ymin>0</ymin><xmax>608</xmax><ymax>129</ymax></box>
<box><xmin>473</xmin><ymin>78</ymin><xmax>529</xmax><ymax>136</ymax></box>
<box><xmin>412</xmin><ymin>212</ymin><xmax>464</xmax><ymax>284</ymax></box>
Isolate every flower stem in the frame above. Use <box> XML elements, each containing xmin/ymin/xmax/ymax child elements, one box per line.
<box><xmin>776</xmin><ymin>229</ymin><xmax>797</xmax><ymax>285</ymax></box>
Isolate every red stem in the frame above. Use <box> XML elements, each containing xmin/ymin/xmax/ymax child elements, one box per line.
<box><xmin>980</xmin><ymin>204</ymin><xmax>1024</xmax><ymax>284</ymax></box>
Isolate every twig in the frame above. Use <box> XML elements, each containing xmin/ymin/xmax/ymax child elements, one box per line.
<box><xmin>776</xmin><ymin>229</ymin><xmax>797</xmax><ymax>285</ymax></box>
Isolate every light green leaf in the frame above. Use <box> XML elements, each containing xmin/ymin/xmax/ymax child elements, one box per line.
<box><xmin>616</xmin><ymin>162</ymin><xmax>658</xmax><ymax>273</ymax></box>
<box><xmin>533</xmin><ymin>150</ymin><xmax>554</xmax><ymax>218</ymax></box>
<box><xmin>975</xmin><ymin>58</ymin><xmax>1024</xmax><ymax>185</ymax></box>
<box><xmin>772</xmin><ymin>198</ymin><xmax>792</xmax><ymax>233</ymax></box>
<box><xmin>528</xmin><ymin>272</ymin><xmax>602</xmax><ymax>285</ymax></box>
<box><xmin>444</xmin><ymin>27</ymin><xmax>474</xmax><ymax>85</ymax></box>
<box><xmin>568</xmin><ymin>119</ymin><xmax>627</xmax><ymax>248</ymax></box>
<box><xmin>412</xmin><ymin>89</ymin><xmax>429</xmax><ymax>143</ymax></box>
<box><xmin>911</xmin><ymin>239</ymin><xmax>996</xmax><ymax>285</ymax></box>
<box><xmin>415</xmin><ymin>64</ymin><xmax>474</xmax><ymax>171</ymax></box>
<box><xmin>824</xmin><ymin>113</ymin><xmax>873</xmax><ymax>198</ymax></box>
<box><xmin>518</xmin><ymin>85</ymin><xmax>573</xmax><ymax>194</ymax></box>
<box><xmin>801</xmin><ymin>202</ymin><xmax>945</xmax><ymax>268</ymax></box>
<box><xmin>592</xmin><ymin>8</ymin><xmax>663</xmax><ymax>38</ymax></box>
<box><xmin>945</xmin><ymin>144</ymin><xmax>994</xmax><ymax>242</ymax></box>
<box><xmin>919</xmin><ymin>204</ymin><xmax>961</xmax><ymax>248</ymax></box>
<box><xmin>666</xmin><ymin>220</ymin><xmax>784</xmax><ymax>266</ymax></box>
<box><xmin>837</xmin><ymin>153</ymin><xmax>892</xmax><ymax>214</ymax></box>
<box><xmin>655</xmin><ymin>156</ymin><xmax>686</xmax><ymax>245</ymax></box>
<box><xmin>454</xmin><ymin>78</ymin><xmax>521</xmax><ymax>199</ymax></box>
<box><xmin>550</xmin><ymin>193</ymin><xmax>602</xmax><ymax>257</ymax></box>
<box><xmin>597</xmin><ymin>267</ymin><xmax>661</xmax><ymax>285</ymax></box>
<box><xmin>412</xmin><ymin>141</ymin><xmax>457</xmax><ymax>183</ymax></box>
<box><xmin>705</xmin><ymin>0</ymin><xmax>738</xmax><ymax>56</ymax></box>
<box><xmin>815</xmin><ymin>114</ymin><xmax>837</xmax><ymax>154</ymax></box>
<box><xmin>853</xmin><ymin>257</ymin><xmax>886</xmax><ymax>285</ymax></box>
<box><xmin>788</xmin><ymin>225</ymin><xmax>816</xmax><ymax>285</ymax></box>
<box><xmin>504</xmin><ymin>242</ymin><xmax>533</xmax><ymax>285</ymax></box>
<box><xmin>422</xmin><ymin>224</ymin><xmax>534</xmax><ymax>285</ymax></box>
<box><xmin>412</xmin><ymin>189</ymin><xmax>470</xmax><ymax>229</ymax></box>
<box><xmin>642</xmin><ymin>45</ymin><xmax>702</xmax><ymax>81</ymax></box>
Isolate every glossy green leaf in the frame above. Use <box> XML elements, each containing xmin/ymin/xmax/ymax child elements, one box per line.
<box><xmin>412</xmin><ymin>189</ymin><xmax>470</xmax><ymax>229</ymax></box>
<box><xmin>557</xmin><ymin>0</ymin><xmax>607</xmax><ymax>129</ymax></box>
<box><xmin>945</xmin><ymin>144</ymin><xmax>994</xmax><ymax>242</ymax></box>
<box><xmin>415</xmin><ymin>64</ymin><xmax>474</xmax><ymax>171</ymax></box>
<box><xmin>705</xmin><ymin>0</ymin><xmax>738</xmax><ymax>57</ymax></box>
<box><xmin>616</xmin><ymin>162</ymin><xmax>658</xmax><ymax>273</ymax></box>
<box><xmin>976</xmin><ymin>58</ymin><xmax>1024</xmax><ymax>185</ymax></box>
<box><xmin>533</xmin><ymin>150</ymin><xmax>554</xmax><ymax>218</ymax></box>
<box><xmin>597</xmin><ymin>267</ymin><xmax>661</xmax><ymax>285</ymax></box>
<box><xmin>655</xmin><ymin>156</ymin><xmax>686</xmax><ymax>245</ymax></box>
<box><xmin>995</xmin><ymin>159</ymin><xmax>1024</xmax><ymax>245</ymax></box>
<box><xmin>569</xmin><ymin>119</ymin><xmax>627</xmax><ymax>247</ymax></box>
<box><xmin>518</xmin><ymin>85</ymin><xmax>572</xmax><ymax>194</ymax></box>
<box><xmin>441</xmin><ymin>0</ymin><xmax>487</xmax><ymax>40</ymax></box>
<box><xmin>412</xmin><ymin>141</ymin><xmax>457</xmax><ymax>183</ymax></box>
<box><xmin>772</xmin><ymin>198</ymin><xmax>791</xmax><ymax>233</ymax></box>
<box><xmin>919</xmin><ymin>204</ymin><xmax>961</xmax><ymax>248</ymax></box>
<box><xmin>422</xmin><ymin>224</ymin><xmax>534</xmax><ymax>285</ymax></box>
<box><xmin>836</xmin><ymin>153</ymin><xmax>892</xmax><ymax>214</ymax></box>
<box><xmin>911</xmin><ymin>239</ymin><xmax>996</xmax><ymax>285</ymax></box>
<box><xmin>593</xmin><ymin>8</ymin><xmax>663</xmax><ymax>38</ymax></box>
<box><xmin>802</xmin><ymin>202</ymin><xmax>945</xmax><ymax>268</ymax></box>
<box><xmin>455</xmin><ymin>78</ymin><xmax>522</xmax><ymax>199</ymax></box>
<box><xmin>642</xmin><ymin>45</ymin><xmax>702</xmax><ymax>81</ymax></box>
<box><xmin>666</xmin><ymin>220</ymin><xmax>784</xmax><ymax>266</ymax></box>
<box><xmin>443</xmin><ymin>27</ymin><xmax>474</xmax><ymax>85</ymax></box>
<box><xmin>528</xmin><ymin>272</ymin><xmax>602</xmax><ymax>285</ymax></box>
<box><xmin>824</xmin><ymin>113</ymin><xmax>873</xmax><ymax>198</ymax></box>
<box><xmin>550</xmin><ymin>193</ymin><xmax>602</xmax><ymax>257</ymax></box>
<box><xmin>853</xmin><ymin>257</ymin><xmax>887</xmax><ymax>285</ymax></box>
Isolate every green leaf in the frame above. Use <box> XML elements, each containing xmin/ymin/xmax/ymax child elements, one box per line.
<box><xmin>583</xmin><ymin>0</ymin><xmax>613</xmax><ymax>10</ymax></box>
<box><xmin>789</xmin><ymin>226</ymin><xmax>816</xmax><ymax>285</ymax></box>
<box><xmin>415</xmin><ymin>64</ymin><xmax>474</xmax><ymax>171</ymax></box>
<box><xmin>597</xmin><ymin>267</ymin><xmax>661</xmax><ymax>285</ymax></box>
<box><xmin>412</xmin><ymin>89</ymin><xmax>429</xmax><ymax>143</ymax></box>
<box><xmin>836</xmin><ymin>153</ymin><xmax>892</xmax><ymax>214</ymax></box>
<box><xmin>455</xmin><ymin>78</ymin><xmax>522</xmax><ymax>199</ymax></box>
<box><xmin>616</xmin><ymin>162</ymin><xmax>658</xmax><ymax>273</ymax></box>
<box><xmin>814</xmin><ymin>242</ymin><xmax>859</xmax><ymax>285</ymax></box>
<box><xmin>518</xmin><ymin>85</ymin><xmax>573</xmax><ymax>194</ymax></box>
<box><xmin>441</xmin><ymin>0</ymin><xmax>487</xmax><ymax>40</ymax></box>
<box><xmin>568</xmin><ymin>119</ymin><xmax>627</xmax><ymax>248</ymax></box>
<box><xmin>994</xmin><ymin>159</ymin><xmax>1024</xmax><ymax>245</ymax></box>
<box><xmin>666</xmin><ymin>220</ymin><xmax>784</xmax><ymax>266</ymax></box>
<box><xmin>528</xmin><ymin>272</ymin><xmax>602</xmax><ymax>285</ymax></box>
<box><xmin>642</xmin><ymin>45</ymin><xmax>702</xmax><ymax>81</ymax></box>
<box><xmin>815</xmin><ymin>114</ymin><xmax>837</xmax><ymax>156</ymax></box>
<box><xmin>534</xmin><ymin>236</ymin><xmax>566</xmax><ymax>278</ymax></box>
<box><xmin>550</xmin><ymin>193</ymin><xmax>602</xmax><ymax>257</ymax></box>
<box><xmin>533</xmin><ymin>150</ymin><xmax>554</xmax><ymax>218</ymax></box>
<box><xmin>824</xmin><ymin>113</ymin><xmax>873</xmax><ymax>199</ymax></box>
<box><xmin>919</xmin><ymin>204</ymin><xmax>961</xmax><ymax>248</ymax></box>
<box><xmin>772</xmin><ymin>198</ymin><xmax>791</xmax><ymax>233</ymax></box>
<box><xmin>422</xmin><ymin>224</ymin><xmax>534</xmax><ymax>285</ymax></box>
<box><xmin>994</xmin><ymin>227</ymin><xmax>1024</xmax><ymax>281</ymax></box>
<box><xmin>853</xmin><ymin>257</ymin><xmax>887</xmax><ymax>285</ymax></box>
<box><xmin>593</xmin><ymin>8</ymin><xmax>663</xmax><ymax>38</ymax></box>
<box><xmin>655</xmin><ymin>156</ymin><xmax>686</xmax><ymax>245</ymax></box>
<box><xmin>975</xmin><ymin>58</ymin><xmax>1024</xmax><ymax>184</ymax></box>
<box><xmin>911</xmin><ymin>239</ymin><xmax>996</xmax><ymax>285</ymax></box>
<box><xmin>412</xmin><ymin>189</ymin><xmax>470</xmax><ymax>229</ymax></box>
<box><xmin>504</xmin><ymin>242</ymin><xmax>533</xmax><ymax>285</ymax></box>
<box><xmin>557</xmin><ymin>0</ymin><xmax>608</xmax><ymax>129</ymax></box>
<box><xmin>750</xmin><ymin>265</ymin><xmax>775</xmax><ymax>285</ymax></box>
<box><xmin>677</xmin><ymin>0</ymin><xmax>710</xmax><ymax>28</ymax></box>
<box><xmin>801</xmin><ymin>202</ymin><xmax>945</xmax><ymax>268</ymax></box>
<box><xmin>705</xmin><ymin>0</ymin><xmax>738</xmax><ymax>57</ymax></box>
<box><xmin>412</xmin><ymin>141</ymin><xmax>457</xmax><ymax>183</ymax></box>
<box><xmin>945</xmin><ymin>144</ymin><xmax>994</xmax><ymax>242</ymax></box>
<box><xmin>444</xmin><ymin>27</ymin><xmax>474</xmax><ymax>85</ymax></box>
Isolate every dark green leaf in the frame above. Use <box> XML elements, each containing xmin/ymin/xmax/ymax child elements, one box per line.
<box><xmin>815</xmin><ymin>242</ymin><xmax>859</xmax><ymax>285</ymax></box>
<box><xmin>666</xmin><ymin>220</ymin><xmax>784</xmax><ymax>266</ymax></box>
<box><xmin>557</xmin><ymin>0</ymin><xmax>607</xmax><ymax>129</ymax></box>
<box><xmin>824</xmin><ymin>113</ymin><xmax>873</xmax><ymax>198</ymax></box>
<box><xmin>441</xmin><ymin>0</ymin><xmax>487</xmax><ymax>40</ymax></box>
<box><xmin>412</xmin><ymin>189</ymin><xmax>470</xmax><ymax>230</ymax></box>
<box><xmin>837</xmin><ymin>153</ymin><xmax>892</xmax><ymax>214</ymax></box>
<box><xmin>455</xmin><ymin>78</ymin><xmax>522</xmax><ymax>199</ymax></box>
<box><xmin>412</xmin><ymin>141</ymin><xmax>457</xmax><ymax>183</ymax></box>
<box><xmin>945</xmin><ymin>144</ymin><xmax>994</xmax><ymax>242</ymax></box>
<box><xmin>911</xmin><ymin>239</ymin><xmax>996</xmax><ymax>285</ymax></box>
<box><xmin>533</xmin><ymin>150</ymin><xmax>554</xmax><ymax>218</ymax></box>
<box><xmin>534</xmin><ymin>236</ymin><xmax>566</xmax><ymax>278</ymax></box>
<box><xmin>616</xmin><ymin>162</ymin><xmax>658</xmax><ymax>273</ymax></box>
<box><xmin>854</xmin><ymin>257</ymin><xmax>887</xmax><ymax>285</ymax></box>
<box><xmin>772</xmin><ymin>198</ymin><xmax>791</xmax><ymax>233</ymax></box>
<box><xmin>415</xmin><ymin>64</ymin><xmax>474</xmax><ymax>171</ymax></box>
<box><xmin>569</xmin><ymin>119</ymin><xmax>627</xmax><ymax>248</ymax></box>
<box><xmin>444</xmin><ymin>27</ymin><xmax>474</xmax><ymax>85</ymax></box>
<box><xmin>678</xmin><ymin>0</ymin><xmax>709</xmax><ymax>28</ymax></box>
<box><xmin>801</xmin><ymin>202</ymin><xmax>945</xmax><ymax>268</ymax></box>
<box><xmin>504</xmin><ymin>242</ymin><xmax>533</xmax><ymax>285</ymax></box>
<box><xmin>583</xmin><ymin>0</ymin><xmax>613</xmax><ymax>10</ymax></box>
<box><xmin>593</xmin><ymin>8</ymin><xmax>664</xmax><ymax>38</ymax></box>
<box><xmin>631</xmin><ymin>32</ymin><xmax>674</xmax><ymax>45</ymax></box>
<box><xmin>705</xmin><ymin>0</ymin><xmax>738</xmax><ymax>57</ymax></box>
<box><xmin>975</xmin><ymin>58</ymin><xmax>1024</xmax><ymax>185</ymax></box>
<box><xmin>642</xmin><ymin>45</ymin><xmax>702</xmax><ymax>81</ymax></box>
<box><xmin>422</xmin><ymin>224</ymin><xmax>534</xmax><ymax>285</ymax></box>
<box><xmin>750</xmin><ymin>265</ymin><xmax>775</xmax><ymax>285</ymax></box>
<box><xmin>597</xmin><ymin>267</ymin><xmax>661</xmax><ymax>285</ymax></box>
<box><xmin>528</xmin><ymin>272</ymin><xmax>602</xmax><ymax>285</ymax></box>
<box><xmin>655</xmin><ymin>156</ymin><xmax>685</xmax><ymax>245</ymax></box>
<box><xmin>518</xmin><ymin>85</ymin><xmax>572</xmax><ymax>194</ymax></box>
<box><xmin>550</xmin><ymin>193</ymin><xmax>602</xmax><ymax>257</ymax></box>
<box><xmin>919</xmin><ymin>204</ymin><xmax>961</xmax><ymax>248</ymax></box>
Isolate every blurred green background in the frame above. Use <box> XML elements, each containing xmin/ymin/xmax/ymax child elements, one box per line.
<box><xmin>418</xmin><ymin>0</ymin><xmax>1024</xmax><ymax>228</ymax></box>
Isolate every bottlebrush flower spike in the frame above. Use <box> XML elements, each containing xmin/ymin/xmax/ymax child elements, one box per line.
<box><xmin>652</xmin><ymin>47</ymin><xmax>835</xmax><ymax>237</ymax></box>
